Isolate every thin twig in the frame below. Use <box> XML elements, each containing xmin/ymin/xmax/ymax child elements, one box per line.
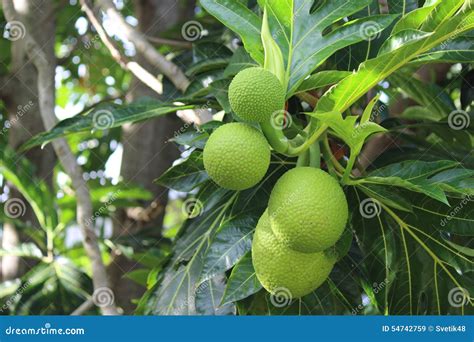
<box><xmin>146</xmin><ymin>35</ymin><xmax>192</xmax><ymax>49</ymax></box>
<box><xmin>94</xmin><ymin>0</ymin><xmax>190</xmax><ymax>92</ymax></box>
<box><xmin>71</xmin><ymin>299</ymin><xmax>94</xmax><ymax>316</ymax></box>
<box><xmin>80</xmin><ymin>0</ymin><xmax>165</xmax><ymax>94</ymax></box>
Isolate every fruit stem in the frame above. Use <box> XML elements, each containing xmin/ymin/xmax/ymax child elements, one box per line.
<box><xmin>296</xmin><ymin>150</ymin><xmax>309</xmax><ymax>166</ymax></box>
<box><xmin>287</xmin><ymin>124</ymin><xmax>328</xmax><ymax>156</ymax></box>
<box><xmin>309</xmin><ymin>141</ymin><xmax>321</xmax><ymax>168</ymax></box>
<box><xmin>260</xmin><ymin>120</ymin><xmax>291</xmax><ymax>154</ymax></box>
<box><xmin>342</xmin><ymin>151</ymin><xmax>357</xmax><ymax>184</ymax></box>
<box><xmin>322</xmin><ymin>136</ymin><xmax>345</xmax><ymax>173</ymax></box>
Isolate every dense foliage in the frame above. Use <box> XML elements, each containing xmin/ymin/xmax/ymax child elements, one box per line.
<box><xmin>0</xmin><ymin>0</ymin><xmax>473</xmax><ymax>315</ymax></box>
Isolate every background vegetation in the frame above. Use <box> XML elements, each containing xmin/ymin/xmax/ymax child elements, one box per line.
<box><xmin>0</xmin><ymin>0</ymin><xmax>472</xmax><ymax>315</ymax></box>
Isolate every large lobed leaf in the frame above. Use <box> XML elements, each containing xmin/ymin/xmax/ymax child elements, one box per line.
<box><xmin>317</xmin><ymin>1</ymin><xmax>474</xmax><ymax>113</ymax></box>
<box><xmin>261</xmin><ymin>0</ymin><xmax>397</xmax><ymax>95</ymax></box>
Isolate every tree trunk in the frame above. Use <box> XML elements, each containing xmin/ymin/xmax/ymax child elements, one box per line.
<box><xmin>1</xmin><ymin>0</ymin><xmax>56</xmax><ymax>280</ymax></box>
<box><xmin>109</xmin><ymin>0</ymin><xmax>196</xmax><ymax>313</ymax></box>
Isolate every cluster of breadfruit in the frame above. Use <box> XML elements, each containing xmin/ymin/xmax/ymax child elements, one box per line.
<box><xmin>202</xmin><ymin>67</ymin><xmax>349</xmax><ymax>299</ymax></box>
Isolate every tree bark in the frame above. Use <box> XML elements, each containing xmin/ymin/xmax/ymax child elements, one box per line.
<box><xmin>1</xmin><ymin>0</ymin><xmax>55</xmax><ymax>281</ymax></box>
<box><xmin>109</xmin><ymin>0</ymin><xmax>195</xmax><ymax>313</ymax></box>
<box><xmin>3</xmin><ymin>0</ymin><xmax>119</xmax><ymax>315</ymax></box>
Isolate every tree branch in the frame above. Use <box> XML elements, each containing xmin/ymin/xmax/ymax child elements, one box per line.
<box><xmin>95</xmin><ymin>0</ymin><xmax>190</xmax><ymax>92</ymax></box>
<box><xmin>146</xmin><ymin>35</ymin><xmax>192</xmax><ymax>49</ymax></box>
<box><xmin>2</xmin><ymin>0</ymin><xmax>119</xmax><ymax>315</ymax></box>
<box><xmin>0</xmin><ymin>74</ymin><xmax>19</xmax><ymax>101</ymax></box>
<box><xmin>80</xmin><ymin>0</ymin><xmax>165</xmax><ymax>95</ymax></box>
<box><xmin>71</xmin><ymin>299</ymin><xmax>94</xmax><ymax>316</ymax></box>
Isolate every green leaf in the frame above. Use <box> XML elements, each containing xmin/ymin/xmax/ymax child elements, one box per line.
<box><xmin>0</xmin><ymin>243</ymin><xmax>43</xmax><ymax>259</ymax></box>
<box><xmin>222</xmin><ymin>252</ymin><xmax>262</xmax><ymax>304</ymax></box>
<box><xmin>331</xmin><ymin>225</ymin><xmax>353</xmax><ymax>262</ymax></box>
<box><xmin>200</xmin><ymin>0</ymin><xmax>264</xmax><ymax>64</ymax></box>
<box><xmin>317</xmin><ymin>6</ymin><xmax>474</xmax><ymax>113</ymax></box>
<box><xmin>390</xmin><ymin>72</ymin><xmax>455</xmax><ymax>119</ymax></box>
<box><xmin>21</xmin><ymin>101</ymin><xmax>194</xmax><ymax>150</ymax></box>
<box><xmin>12</xmin><ymin>260</ymin><xmax>92</xmax><ymax>315</ymax></box>
<box><xmin>410</xmin><ymin>196</ymin><xmax>474</xmax><ymax>236</ymax></box>
<box><xmin>359</xmin><ymin>184</ymin><xmax>413</xmax><ymax>212</ymax></box>
<box><xmin>349</xmin><ymin>188</ymin><xmax>473</xmax><ymax>315</ymax></box>
<box><xmin>153</xmin><ymin>164</ymin><xmax>286</xmax><ymax>314</ymax></box>
<box><xmin>261</xmin><ymin>7</ymin><xmax>285</xmax><ymax>83</ymax></box>
<box><xmin>0</xmin><ymin>149</ymin><xmax>57</xmax><ymax>231</ymax></box>
<box><xmin>361</xmin><ymin>160</ymin><xmax>463</xmax><ymax>204</ymax></box>
<box><xmin>391</xmin><ymin>5</ymin><xmax>436</xmax><ymax>34</ymax></box>
<box><xmin>201</xmin><ymin>214</ymin><xmax>257</xmax><ymax>282</ymax></box>
<box><xmin>155</xmin><ymin>151</ymin><xmax>209</xmax><ymax>192</ymax></box>
<box><xmin>57</xmin><ymin>184</ymin><xmax>153</xmax><ymax>215</ymax></box>
<box><xmin>408</xmin><ymin>37</ymin><xmax>474</xmax><ymax>65</ymax></box>
<box><xmin>429</xmin><ymin>169</ymin><xmax>474</xmax><ymax>196</ymax></box>
<box><xmin>125</xmin><ymin>269</ymin><xmax>150</xmax><ymax>287</ymax></box>
<box><xmin>420</xmin><ymin>0</ymin><xmax>466</xmax><ymax>32</ymax></box>
<box><xmin>308</xmin><ymin>111</ymin><xmax>386</xmax><ymax>155</ymax></box>
<box><xmin>223</xmin><ymin>47</ymin><xmax>258</xmax><ymax>77</ymax></box>
<box><xmin>400</xmin><ymin>106</ymin><xmax>439</xmax><ymax>121</ymax></box>
<box><xmin>378</xmin><ymin>29</ymin><xmax>432</xmax><ymax>55</ymax></box>
<box><xmin>195</xmin><ymin>275</ymin><xmax>236</xmax><ymax>315</ymax></box>
<box><xmin>153</xmin><ymin>184</ymin><xmax>233</xmax><ymax>314</ymax></box>
<box><xmin>295</xmin><ymin>70</ymin><xmax>352</xmax><ymax>94</ymax></box>
<box><xmin>170</xmin><ymin>126</ymin><xmax>209</xmax><ymax>149</ymax></box>
<box><xmin>262</xmin><ymin>0</ymin><xmax>398</xmax><ymax>95</ymax></box>
<box><xmin>209</xmin><ymin>79</ymin><xmax>232</xmax><ymax>113</ymax></box>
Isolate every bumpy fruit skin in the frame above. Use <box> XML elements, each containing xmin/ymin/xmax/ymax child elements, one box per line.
<box><xmin>252</xmin><ymin>211</ymin><xmax>335</xmax><ymax>298</ymax></box>
<box><xmin>268</xmin><ymin>167</ymin><xmax>348</xmax><ymax>253</ymax></box>
<box><xmin>203</xmin><ymin>123</ymin><xmax>270</xmax><ymax>190</ymax></box>
<box><xmin>228</xmin><ymin>67</ymin><xmax>285</xmax><ymax>123</ymax></box>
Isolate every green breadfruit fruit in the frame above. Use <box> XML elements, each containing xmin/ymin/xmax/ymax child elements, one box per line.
<box><xmin>228</xmin><ymin>67</ymin><xmax>285</xmax><ymax>123</ymax></box>
<box><xmin>252</xmin><ymin>210</ymin><xmax>336</xmax><ymax>298</ymax></box>
<box><xmin>203</xmin><ymin>122</ymin><xmax>271</xmax><ymax>190</ymax></box>
<box><xmin>268</xmin><ymin>167</ymin><xmax>348</xmax><ymax>253</ymax></box>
